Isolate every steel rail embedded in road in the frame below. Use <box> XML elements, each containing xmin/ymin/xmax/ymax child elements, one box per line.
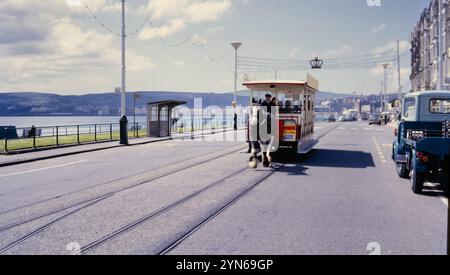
<box><xmin>0</xmin><ymin>144</ymin><xmax>246</xmax><ymax>236</ymax></box>
<box><xmin>83</xmin><ymin>124</ymin><xmax>340</xmax><ymax>254</ymax></box>
<box><xmin>0</xmin><ymin>194</ymin><xmax>113</xmax><ymax>254</ymax></box>
<box><xmin>0</xmin><ymin>124</ymin><xmax>340</xmax><ymax>255</ymax></box>
<box><xmin>80</xmin><ymin>166</ymin><xmax>252</xmax><ymax>254</ymax></box>
<box><xmin>157</xmin><ymin>163</ymin><xmax>285</xmax><ymax>255</ymax></box>
<box><xmin>0</xmin><ymin>143</ymin><xmax>247</xmax><ymax>217</ymax></box>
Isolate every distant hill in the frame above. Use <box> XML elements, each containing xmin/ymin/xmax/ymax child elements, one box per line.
<box><xmin>0</xmin><ymin>91</ymin><xmax>353</xmax><ymax>116</ymax></box>
<box><xmin>0</xmin><ymin>91</ymin><xmax>249</xmax><ymax>116</ymax></box>
<box><xmin>315</xmin><ymin>91</ymin><xmax>353</xmax><ymax>102</ymax></box>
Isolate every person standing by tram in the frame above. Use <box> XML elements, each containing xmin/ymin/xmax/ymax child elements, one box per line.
<box><xmin>261</xmin><ymin>94</ymin><xmax>275</xmax><ymax>134</ymax></box>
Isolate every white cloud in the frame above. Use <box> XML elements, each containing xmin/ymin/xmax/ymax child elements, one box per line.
<box><xmin>0</xmin><ymin>0</ymin><xmax>155</xmax><ymax>92</ymax></box>
<box><xmin>138</xmin><ymin>0</ymin><xmax>232</xmax><ymax>41</ymax></box>
<box><xmin>139</xmin><ymin>19</ymin><xmax>187</xmax><ymax>40</ymax></box>
<box><xmin>289</xmin><ymin>47</ymin><xmax>300</xmax><ymax>58</ymax></box>
<box><xmin>173</xmin><ymin>60</ymin><xmax>186</xmax><ymax>66</ymax></box>
<box><xmin>371</xmin><ymin>24</ymin><xmax>386</xmax><ymax>34</ymax></box>
<box><xmin>186</xmin><ymin>0</ymin><xmax>232</xmax><ymax>22</ymax></box>
<box><xmin>311</xmin><ymin>45</ymin><xmax>353</xmax><ymax>59</ymax></box>
<box><xmin>205</xmin><ymin>26</ymin><xmax>225</xmax><ymax>36</ymax></box>
<box><xmin>372</xmin><ymin>40</ymin><xmax>409</xmax><ymax>54</ymax></box>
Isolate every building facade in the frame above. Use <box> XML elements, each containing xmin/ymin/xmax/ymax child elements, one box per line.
<box><xmin>411</xmin><ymin>0</ymin><xmax>450</xmax><ymax>91</ymax></box>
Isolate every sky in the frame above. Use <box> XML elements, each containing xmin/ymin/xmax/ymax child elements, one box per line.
<box><xmin>0</xmin><ymin>0</ymin><xmax>431</xmax><ymax>95</ymax></box>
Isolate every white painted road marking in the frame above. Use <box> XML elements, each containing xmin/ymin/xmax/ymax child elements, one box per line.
<box><xmin>424</xmin><ymin>182</ymin><xmax>448</xmax><ymax>207</ymax></box>
<box><xmin>0</xmin><ymin>160</ymin><xmax>87</xmax><ymax>179</ymax></box>
<box><xmin>372</xmin><ymin>137</ymin><xmax>387</xmax><ymax>163</ymax></box>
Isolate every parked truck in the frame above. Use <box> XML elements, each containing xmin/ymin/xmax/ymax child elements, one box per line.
<box><xmin>392</xmin><ymin>91</ymin><xmax>450</xmax><ymax>194</ymax></box>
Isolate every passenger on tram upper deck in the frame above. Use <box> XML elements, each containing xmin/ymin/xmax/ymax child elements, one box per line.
<box><xmin>284</xmin><ymin>100</ymin><xmax>293</xmax><ymax>112</ymax></box>
<box><xmin>277</xmin><ymin>100</ymin><xmax>284</xmax><ymax>107</ymax></box>
<box><xmin>271</xmin><ymin>97</ymin><xmax>278</xmax><ymax>106</ymax></box>
<box><xmin>261</xmin><ymin>94</ymin><xmax>275</xmax><ymax>113</ymax></box>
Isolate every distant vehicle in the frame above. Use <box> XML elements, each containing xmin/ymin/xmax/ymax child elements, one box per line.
<box><xmin>392</xmin><ymin>91</ymin><xmax>450</xmax><ymax>194</ymax></box>
<box><xmin>327</xmin><ymin>115</ymin><xmax>336</xmax><ymax>122</ymax></box>
<box><xmin>338</xmin><ymin>115</ymin><xmax>347</xmax><ymax>122</ymax></box>
<box><xmin>368</xmin><ymin>114</ymin><xmax>381</xmax><ymax>125</ymax></box>
<box><xmin>346</xmin><ymin>114</ymin><xmax>357</xmax><ymax>121</ymax></box>
<box><xmin>360</xmin><ymin>112</ymin><xmax>369</xmax><ymax>121</ymax></box>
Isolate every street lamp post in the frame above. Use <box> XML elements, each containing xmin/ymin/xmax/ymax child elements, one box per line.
<box><xmin>438</xmin><ymin>0</ymin><xmax>444</xmax><ymax>90</ymax></box>
<box><xmin>119</xmin><ymin>0</ymin><xmax>129</xmax><ymax>145</ymax></box>
<box><xmin>380</xmin><ymin>81</ymin><xmax>383</xmax><ymax>114</ymax></box>
<box><xmin>396</xmin><ymin>38</ymin><xmax>402</xmax><ymax>114</ymax></box>
<box><xmin>382</xmin><ymin>64</ymin><xmax>389</xmax><ymax>113</ymax></box>
<box><xmin>231</xmin><ymin>42</ymin><xmax>242</xmax><ymax>131</ymax></box>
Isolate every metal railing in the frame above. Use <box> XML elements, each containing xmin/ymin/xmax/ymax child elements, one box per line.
<box><xmin>0</xmin><ymin>116</ymin><xmax>247</xmax><ymax>154</ymax></box>
<box><xmin>1</xmin><ymin>122</ymin><xmax>146</xmax><ymax>154</ymax></box>
<box><xmin>170</xmin><ymin>116</ymin><xmax>246</xmax><ymax>138</ymax></box>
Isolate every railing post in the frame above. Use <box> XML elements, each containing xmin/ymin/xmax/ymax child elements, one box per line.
<box><xmin>110</xmin><ymin>124</ymin><xmax>113</xmax><ymax>141</ymax></box>
<box><xmin>94</xmin><ymin>124</ymin><xmax>97</xmax><ymax>142</ymax></box>
<box><xmin>77</xmin><ymin>125</ymin><xmax>80</xmax><ymax>144</ymax></box>
<box><xmin>223</xmin><ymin>115</ymin><xmax>226</xmax><ymax>132</ymax></box>
<box><xmin>33</xmin><ymin>134</ymin><xmax>36</xmax><ymax>149</ymax></box>
<box><xmin>201</xmin><ymin>118</ymin><xmax>204</xmax><ymax>138</ymax></box>
<box><xmin>191</xmin><ymin>116</ymin><xmax>194</xmax><ymax>140</ymax></box>
<box><xmin>56</xmin><ymin>126</ymin><xmax>59</xmax><ymax>147</ymax></box>
<box><xmin>4</xmin><ymin>139</ymin><xmax>7</xmax><ymax>153</ymax></box>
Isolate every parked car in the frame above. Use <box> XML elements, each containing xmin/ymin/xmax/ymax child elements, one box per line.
<box><xmin>327</xmin><ymin>115</ymin><xmax>336</xmax><ymax>122</ymax></box>
<box><xmin>338</xmin><ymin>115</ymin><xmax>347</xmax><ymax>122</ymax></box>
<box><xmin>368</xmin><ymin>114</ymin><xmax>381</xmax><ymax>125</ymax></box>
<box><xmin>360</xmin><ymin>112</ymin><xmax>369</xmax><ymax>121</ymax></box>
<box><xmin>392</xmin><ymin>91</ymin><xmax>450</xmax><ymax>194</ymax></box>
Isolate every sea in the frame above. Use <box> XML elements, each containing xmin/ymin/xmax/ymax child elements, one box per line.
<box><xmin>0</xmin><ymin>116</ymin><xmax>148</xmax><ymax>128</ymax></box>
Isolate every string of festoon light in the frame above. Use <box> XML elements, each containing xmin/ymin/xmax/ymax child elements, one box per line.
<box><xmin>82</xmin><ymin>0</ymin><xmax>228</xmax><ymax>64</ymax></box>
<box><xmin>238</xmin><ymin>51</ymin><xmax>406</xmax><ymax>74</ymax></box>
<box><xmin>83</xmin><ymin>0</ymin><xmax>121</xmax><ymax>37</ymax></box>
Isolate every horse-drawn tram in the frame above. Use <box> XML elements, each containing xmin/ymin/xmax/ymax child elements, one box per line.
<box><xmin>243</xmin><ymin>74</ymin><xmax>319</xmax><ymax>168</ymax></box>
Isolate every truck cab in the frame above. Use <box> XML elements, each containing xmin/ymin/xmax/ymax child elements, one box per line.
<box><xmin>392</xmin><ymin>91</ymin><xmax>450</xmax><ymax>194</ymax></box>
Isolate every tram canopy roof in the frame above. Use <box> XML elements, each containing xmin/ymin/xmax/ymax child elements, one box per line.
<box><xmin>242</xmin><ymin>75</ymin><xmax>319</xmax><ymax>92</ymax></box>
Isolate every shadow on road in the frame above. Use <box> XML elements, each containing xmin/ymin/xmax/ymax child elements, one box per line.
<box><xmin>305</xmin><ymin>149</ymin><xmax>376</xmax><ymax>168</ymax></box>
<box><xmin>268</xmin><ymin>149</ymin><xmax>375</xmax><ymax>177</ymax></box>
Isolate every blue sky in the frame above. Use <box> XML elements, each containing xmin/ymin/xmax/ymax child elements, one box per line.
<box><xmin>0</xmin><ymin>0</ymin><xmax>430</xmax><ymax>95</ymax></box>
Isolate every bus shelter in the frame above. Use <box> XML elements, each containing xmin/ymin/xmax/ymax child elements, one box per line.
<box><xmin>147</xmin><ymin>101</ymin><xmax>187</xmax><ymax>137</ymax></box>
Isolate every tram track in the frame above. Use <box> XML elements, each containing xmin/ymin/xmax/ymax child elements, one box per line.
<box><xmin>0</xmin><ymin>143</ymin><xmax>247</xmax><ymax>217</ymax></box>
<box><xmin>157</xmin><ymin>163</ymin><xmax>284</xmax><ymax>255</ymax></box>
<box><xmin>80</xmin><ymin>166</ymin><xmax>254</xmax><ymax>254</ymax></box>
<box><xmin>0</xmin><ymin>193</ymin><xmax>113</xmax><ymax>254</ymax></box>
<box><xmin>81</xmin><ymin>125</ymin><xmax>339</xmax><ymax>254</ymax></box>
<box><xmin>156</xmin><ymin>124</ymin><xmax>341</xmax><ymax>255</ymax></box>
<box><xmin>0</xmin><ymin>123</ymin><xmax>339</xmax><ymax>254</ymax></box>
<box><xmin>0</xmin><ymin>144</ymin><xmax>247</xmax><ymax>234</ymax></box>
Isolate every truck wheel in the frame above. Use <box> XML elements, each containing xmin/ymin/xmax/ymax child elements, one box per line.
<box><xmin>411</xmin><ymin>169</ymin><xmax>424</xmax><ymax>194</ymax></box>
<box><xmin>396</xmin><ymin>163</ymin><xmax>409</xmax><ymax>179</ymax></box>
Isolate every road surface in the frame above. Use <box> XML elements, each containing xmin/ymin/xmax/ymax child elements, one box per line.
<box><xmin>0</xmin><ymin>122</ymin><xmax>447</xmax><ymax>255</ymax></box>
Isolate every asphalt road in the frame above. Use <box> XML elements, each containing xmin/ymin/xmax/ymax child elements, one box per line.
<box><xmin>0</xmin><ymin>122</ymin><xmax>447</xmax><ymax>255</ymax></box>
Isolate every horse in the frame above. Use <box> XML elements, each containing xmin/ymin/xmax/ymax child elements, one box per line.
<box><xmin>248</xmin><ymin>104</ymin><xmax>276</xmax><ymax>169</ymax></box>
